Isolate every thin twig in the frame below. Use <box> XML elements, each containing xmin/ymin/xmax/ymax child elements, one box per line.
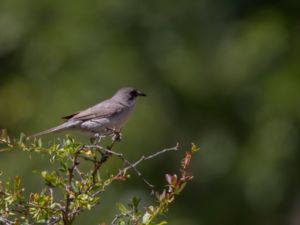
<box><xmin>83</xmin><ymin>143</ymin><xmax>179</xmax><ymax>189</ymax></box>
<box><xmin>63</xmin><ymin>150</ymin><xmax>80</xmax><ymax>225</ymax></box>
<box><xmin>85</xmin><ymin>145</ymin><xmax>154</xmax><ymax>188</ymax></box>
<box><xmin>111</xmin><ymin>213</ymin><xmax>123</xmax><ymax>225</ymax></box>
<box><xmin>0</xmin><ymin>147</ymin><xmax>11</xmax><ymax>152</ymax></box>
<box><xmin>126</xmin><ymin>143</ymin><xmax>179</xmax><ymax>169</ymax></box>
<box><xmin>115</xmin><ymin>143</ymin><xmax>179</xmax><ymax>188</ymax></box>
<box><xmin>92</xmin><ymin>160</ymin><xmax>101</xmax><ymax>184</ymax></box>
<box><xmin>74</xmin><ymin>167</ymin><xmax>84</xmax><ymax>183</ymax></box>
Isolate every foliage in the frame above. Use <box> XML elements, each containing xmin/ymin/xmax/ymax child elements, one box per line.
<box><xmin>0</xmin><ymin>130</ymin><xmax>197</xmax><ymax>225</ymax></box>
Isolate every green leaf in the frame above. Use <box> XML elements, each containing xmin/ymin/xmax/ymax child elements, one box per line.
<box><xmin>59</xmin><ymin>161</ymin><xmax>68</xmax><ymax>172</ymax></box>
<box><xmin>14</xmin><ymin>176</ymin><xmax>21</xmax><ymax>192</ymax></box>
<box><xmin>118</xmin><ymin>221</ymin><xmax>126</xmax><ymax>225</ymax></box>
<box><xmin>116</xmin><ymin>202</ymin><xmax>130</xmax><ymax>215</ymax></box>
<box><xmin>157</xmin><ymin>221</ymin><xmax>168</xmax><ymax>225</ymax></box>
<box><xmin>38</xmin><ymin>138</ymin><xmax>42</xmax><ymax>148</ymax></box>
<box><xmin>175</xmin><ymin>182</ymin><xmax>187</xmax><ymax>194</ymax></box>
<box><xmin>191</xmin><ymin>143</ymin><xmax>199</xmax><ymax>153</ymax></box>
<box><xmin>130</xmin><ymin>196</ymin><xmax>141</xmax><ymax>211</ymax></box>
<box><xmin>41</xmin><ymin>171</ymin><xmax>60</xmax><ymax>187</ymax></box>
<box><xmin>142</xmin><ymin>211</ymin><xmax>152</xmax><ymax>224</ymax></box>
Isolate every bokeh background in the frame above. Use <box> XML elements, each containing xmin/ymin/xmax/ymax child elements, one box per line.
<box><xmin>1</xmin><ymin>0</ymin><xmax>300</xmax><ymax>224</ymax></box>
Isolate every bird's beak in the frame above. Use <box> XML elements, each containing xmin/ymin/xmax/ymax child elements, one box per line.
<box><xmin>137</xmin><ymin>90</ymin><xmax>146</xmax><ymax>97</ymax></box>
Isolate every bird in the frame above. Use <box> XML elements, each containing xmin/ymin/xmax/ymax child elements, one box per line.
<box><xmin>30</xmin><ymin>87</ymin><xmax>146</xmax><ymax>141</ymax></box>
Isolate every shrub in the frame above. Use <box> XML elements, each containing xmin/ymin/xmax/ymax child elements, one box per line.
<box><xmin>0</xmin><ymin>129</ymin><xmax>198</xmax><ymax>225</ymax></box>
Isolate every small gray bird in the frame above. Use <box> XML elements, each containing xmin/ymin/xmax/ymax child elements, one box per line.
<box><xmin>30</xmin><ymin>87</ymin><xmax>146</xmax><ymax>139</ymax></box>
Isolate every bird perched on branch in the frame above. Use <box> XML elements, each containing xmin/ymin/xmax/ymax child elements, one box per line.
<box><xmin>30</xmin><ymin>87</ymin><xmax>146</xmax><ymax>142</ymax></box>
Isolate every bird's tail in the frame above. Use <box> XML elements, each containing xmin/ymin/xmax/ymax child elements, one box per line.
<box><xmin>29</xmin><ymin>121</ymin><xmax>77</xmax><ymax>138</ymax></box>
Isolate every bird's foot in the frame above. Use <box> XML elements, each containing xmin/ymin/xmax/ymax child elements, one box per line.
<box><xmin>112</xmin><ymin>131</ymin><xmax>122</xmax><ymax>142</ymax></box>
<box><xmin>104</xmin><ymin>127</ymin><xmax>122</xmax><ymax>143</ymax></box>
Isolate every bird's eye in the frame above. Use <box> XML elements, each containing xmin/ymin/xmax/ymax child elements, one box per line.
<box><xmin>128</xmin><ymin>90</ymin><xmax>138</xmax><ymax>100</ymax></box>
<box><xmin>130</xmin><ymin>90</ymin><xmax>138</xmax><ymax>96</ymax></box>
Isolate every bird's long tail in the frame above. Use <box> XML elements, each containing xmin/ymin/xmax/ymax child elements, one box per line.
<box><xmin>29</xmin><ymin>121</ymin><xmax>78</xmax><ymax>138</ymax></box>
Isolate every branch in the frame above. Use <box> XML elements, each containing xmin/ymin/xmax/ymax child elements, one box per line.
<box><xmin>111</xmin><ymin>213</ymin><xmax>122</xmax><ymax>225</ymax></box>
<box><xmin>123</xmin><ymin>143</ymin><xmax>180</xmax><ymax>170</ymax></box>
<box><xmin>83</xmin><ymin>143</ymin><xmax>179</xmax><ymax>189</ymax></box>
<box><xmin>63</xmin><ymin>150</ymin><xmax>80</xmax><ymax>225</ymax></box>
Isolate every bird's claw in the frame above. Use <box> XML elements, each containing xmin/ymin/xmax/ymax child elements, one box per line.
<box><xmin>112</xmin><ymin>131</ymin><xmax>122</xmax><ymax>142</ymax></box>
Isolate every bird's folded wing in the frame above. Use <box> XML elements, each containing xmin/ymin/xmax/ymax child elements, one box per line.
<box><xmin>62</xmin><ymin>100</ymin><xmax>124</xmax><ymax>121</ymax></box>
<box><xmin>62</xmin><ymin>112</ymin><xmax>79</xmax><ymax>120</ymax></box>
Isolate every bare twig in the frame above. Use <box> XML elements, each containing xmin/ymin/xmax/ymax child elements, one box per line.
<box><xmin>115</xmin><ymin>143</ymin><xmax>179</xmax><ymax>188</ymax></box>
<box><xmin>74</xmin><ymin>166</ymin><xmax>84</xmax><ymax>183</ymax></box>
<box><xmin>81</xmin><ymin>143</ymin><xmax>179</xmax><ymax>189</ymax></box>
<box><xmin>111</xmin><ymin>213</ymin><xmax>123</xmax><ymax>225</ymax></box>
<box><xmin>0</xmin><ymin>148</ymin><xmax>11</xmax><ymax>152</ymax></box>
<box><xmin>91</xmin><ymin>160</ymin><xmax>101</xmax><ymax>184</ymax></box>
<box><xmin>77</xmin><ymin>154</ymin><xmax>97</xmax><ymax>163</ymax></box>
<box><xmin>84</xmin><ymin>145</ymin><xmax>154</xmax><ymax>188</ymax></box>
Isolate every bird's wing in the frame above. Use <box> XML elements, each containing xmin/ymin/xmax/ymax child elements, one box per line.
<box><xmin>62</xmin><ymin>100</ymin><xmax>125</xmax><ymax>121</ymax></box>
<box><xmin>62</xmin><ymin>112</ymin><xmax>79</xmax><ymax>120</ymax></box>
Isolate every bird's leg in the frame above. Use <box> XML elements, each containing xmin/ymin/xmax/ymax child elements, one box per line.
<box><xmin>104</xmin><ymin>128</ymin><xmax>122</xmax><ymax>150</ymax></box>
<box><xmin>103</xmin><ymin>127</ymin><xmax>122</xmax><ymax>143</ymax></box>
<box><xmin>112</xmin><ymin>129</ymin><xmax>122</xmax><ymax>142</ymax></box>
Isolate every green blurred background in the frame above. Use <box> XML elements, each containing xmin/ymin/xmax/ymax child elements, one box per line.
<box><xmin>1</xmin><ymin>0</ymin><xmax>300</xmax><ymax>224</ymax></box>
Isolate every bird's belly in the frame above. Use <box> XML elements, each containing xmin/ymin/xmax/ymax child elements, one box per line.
<box><xmin>80</xmin><ymin>118</ymin><xmax>111</xmax><ymax>134</ymax></box>
<box><xmin>79</xmin><ymin>107</ymin><xmax>133</xmax><ymax>135</ymax></box>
